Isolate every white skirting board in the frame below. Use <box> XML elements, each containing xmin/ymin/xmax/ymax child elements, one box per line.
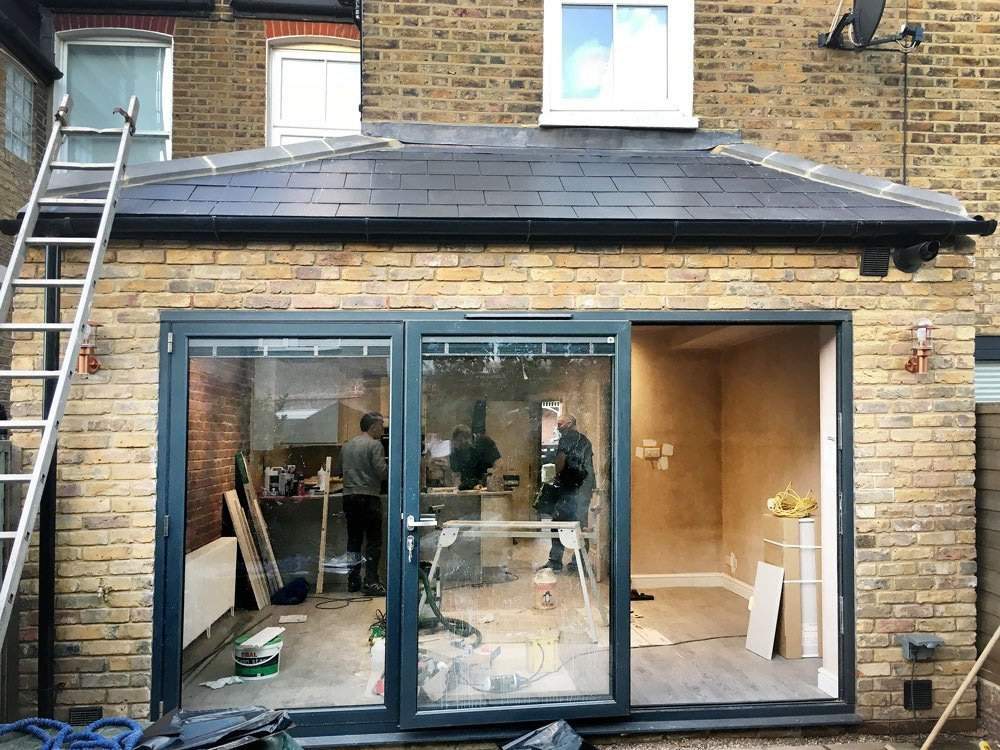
<box><xmin>183</xmin><ymin>536</ymin><xmax>238</xmax><ymax>649</ymax></box>
<box><xmin>630</xmin><ymin>572</ymin><xmax>753</xmax><ymax>600</ymax></box>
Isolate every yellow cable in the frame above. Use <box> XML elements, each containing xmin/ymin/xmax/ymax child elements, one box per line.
<box><xmin>767</xmin><ymin>483</ymin><xmax>817</xmax><ymax>518</ymax></box>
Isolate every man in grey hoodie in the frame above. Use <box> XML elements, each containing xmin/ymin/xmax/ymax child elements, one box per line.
<box><xmin>339</xmin><ymin>412</ymin><xmax>388</xmax><ymax>595</ymax></box>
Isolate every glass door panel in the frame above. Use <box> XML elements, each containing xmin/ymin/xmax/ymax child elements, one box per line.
<box><xmin>401</xmin><ymin>322</ymin><xmax>630</xmax><ymax>727</ymax></box>
<box><xmin>177</xmin><ymin>335</ymin><xmax>395</xmax><ymax>711</ymax></box>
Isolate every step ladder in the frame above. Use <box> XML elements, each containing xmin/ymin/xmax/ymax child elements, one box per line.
<box><xmin>0</xmin><ymin>94</ymin><xmax>139</xmax><ymax>643</ymax></box>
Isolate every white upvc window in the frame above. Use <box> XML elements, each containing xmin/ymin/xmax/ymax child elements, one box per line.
<box><xmin>4</xmin><ymin>58</ymin><xmax>35</xmax><ymax>162</ymax></box>
<box><xmin>55</xmin><ymin>31</ymin><xmax>173</xmax><ymax>163</ymax></box>
<box><xmin>541</xmin><ymin>0</ymin><xmax>697</xmax><ymax>129</ymax></box>
<box><xmin>267</xmin><ymin>42</ymin><xmax>361</xmax><ymax>146</ymax></box>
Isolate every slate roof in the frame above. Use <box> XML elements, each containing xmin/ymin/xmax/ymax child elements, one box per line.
<box><xmin>25</xmin><ymin>135</ymin><xmax>996</xmax><ymax>244</ymax></box>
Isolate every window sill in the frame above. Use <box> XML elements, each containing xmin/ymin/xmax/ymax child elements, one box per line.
<box><xmin>539</xmin><ymin>110</ymin><xmax>699</xmax><ymax>130</ymax></box>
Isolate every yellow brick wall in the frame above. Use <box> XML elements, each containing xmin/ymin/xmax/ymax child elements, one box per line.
<box><xmin>8</xmin><ymin>239</ymin><xmax>979</xmax><ymax>724</ymax></box>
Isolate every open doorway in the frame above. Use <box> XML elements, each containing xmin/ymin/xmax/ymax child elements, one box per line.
<box><xmin>629</xmin><ymin>324</ymin><xmax>840</xmax><ymax>705</ymax></box>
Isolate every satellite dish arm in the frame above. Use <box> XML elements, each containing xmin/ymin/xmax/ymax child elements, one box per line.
<box><xmin>819</xmin><ymin>11</ymin><xmax>856</xmax><ymax>49</ymax></box>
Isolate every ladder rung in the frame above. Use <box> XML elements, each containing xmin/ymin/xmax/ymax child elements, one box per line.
<box><xmin>0</xmin><ymin>323</ymin><xmax>73</xmax><ymax>332</ymax></box>
<box><xmin>25</xmin><ymin>237</ymin><xmax>96</xmax><ymax>246</ymax></box>
<box><xmin>0</xmin><ymin>531</ymin><xmax>17</xmax><ymax>540</ymax></box>
<box><xmin>13</xmin><ymin>279</ymin><xmax>86</xmax><ymax>288</ymax></box>
<box><xmin>60</xmin><ymin>127</ymin><xmax>124</xmax><ymax>136</ymax></box>
<box><xmin>39</xmin><ymin>197</ymin><xmax>106</xmax><ymax>207</ymax></box>
<box><xmin>50</xmin><ymin>161</ymin><xmax>115</xmax><ymax>170</ymax></box>
<box><xmin>0</xmin><ymin>475</ymin><xmax>32</xmax><ymax>483</ymax></box>
<box><xmin>0</xmin><ymin>370</ymin><xmax>60</xmax><ymax>379</ymax></box>
<box><xmin>0</xmin><ymin>420</ymin><xmax>48</xmax><ymax>429</ymax></box>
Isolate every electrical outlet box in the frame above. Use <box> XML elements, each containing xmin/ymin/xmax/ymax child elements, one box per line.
<box><xmin>901</xmin><ymin>634</ymin><xmax>944</xmax><ymax>661</ymax></box>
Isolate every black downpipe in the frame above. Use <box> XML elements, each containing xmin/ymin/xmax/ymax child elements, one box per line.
<box><xmin>38</xmin><ymin>246</ymin><xmax>60</xmax><ymax>718</ymax></box>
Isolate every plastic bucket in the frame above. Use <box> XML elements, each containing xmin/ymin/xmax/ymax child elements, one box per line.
<box><xmin>233</xmin><ymin>633</ymin><xmax>283</xmax><ymax>680</ymax></box>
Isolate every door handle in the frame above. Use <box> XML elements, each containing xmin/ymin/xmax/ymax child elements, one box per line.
<box><xmin>406</xmin><ymin>514</ymin><xmax>437</xmax><ymax>531</ymax></box>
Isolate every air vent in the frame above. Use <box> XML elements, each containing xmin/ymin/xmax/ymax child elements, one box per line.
<box><xmin>903</xmin><ymin>679</ymin><xmax>933</xmax><ymax>711</ymax></box>
<box><xmin>860</xmin><ymin>247</ymin><xmax>891</xmax><ymax>277</ymax></box>
<box><xmin>68</xmin><ymin>706</ymin><xmax>103</xmax><ymax>725</ymax></box>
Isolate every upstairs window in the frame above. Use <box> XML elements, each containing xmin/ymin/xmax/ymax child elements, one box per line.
<box><xmin>55</xmin><ymin>32</ymin><xmax>172</xmax><ymax>163</ymax></box>
<box><xmin>5</xmin><ymin>60</ymin><xmax>34</xmax><ymax>162</ymax></box>
<box><xmin>268</xmin><ymin>43</ymin><xmax>361</xmax><ymax>145</ymax></box>
<box><xmin>541</xmin><ymin>0</ymin><xmax>696</xmax><ymax>128</ymax></box>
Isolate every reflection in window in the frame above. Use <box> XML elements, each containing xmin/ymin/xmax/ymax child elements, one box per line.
<box><xmin>417</xmin><ymin>337</ymin><xmax>614</xmax><ymax>709</ymax></box>
<box><xmin>181</xmin><ymin>337</ymin><xmax>391</xmax><ymax>711</ymax></box>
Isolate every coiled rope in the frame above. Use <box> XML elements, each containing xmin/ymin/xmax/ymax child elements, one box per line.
<box><xmin>0</xmin><ymin>717</ymin><xmax>143</xmax><ymax>750</ymax></box>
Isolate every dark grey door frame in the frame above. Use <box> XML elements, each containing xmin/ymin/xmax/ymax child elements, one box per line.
<box><xmin>152</xmin><ymin>309</ymin><xmax>856</xmax><ymax>740</ymax></box>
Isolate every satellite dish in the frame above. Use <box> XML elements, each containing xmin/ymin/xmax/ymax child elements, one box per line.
<box><xmin>851</xmin><ymin>0</ymin><xmax>885</xmax><ymax>47</ymax></box>
<box><xmin>819</xmin><ymin>0</ymin><xmax>923</xmax><ymax>50</ymax></box>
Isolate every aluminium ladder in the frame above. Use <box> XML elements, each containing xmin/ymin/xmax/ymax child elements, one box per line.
<box><xmin>0</xmin><ymin>94</ymin><xmax>139</xmax><ymax>643</ymax></box>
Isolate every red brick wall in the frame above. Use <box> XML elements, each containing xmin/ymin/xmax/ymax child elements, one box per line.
<box><xmin>185</xmin><ymin>358</ymin><xmax>251</xmax><ymax>553</ymax></box>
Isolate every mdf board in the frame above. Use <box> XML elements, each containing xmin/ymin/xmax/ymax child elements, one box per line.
<box><xmin>237</xmin><ymin>453</ymin><xmax>282</xmax><ymax>593</ymax></box>
<box><xmin>223</xmin><ymin>489</ymin><xmax>270</xmax><ymax>610</ymax></box>
<box><xmin>485</xmin><ymin>400</ymin><xmax>535</xmax><ymax>520</ymax></box>
<box><xmin>745</xmin><ymin>561</ymin><xmax>784</xmax><ymax>660</ymax></box>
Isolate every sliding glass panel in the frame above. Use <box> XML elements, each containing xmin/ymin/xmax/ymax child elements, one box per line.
<box><xmin>413</xmin><ymin>335</ymin><xmax>615</xmax><ymax>711</ymax></box>
<box><xmin>179</xmin><ymin>336</ymin><xmax>392</xmax><ymax>710</ymax></box>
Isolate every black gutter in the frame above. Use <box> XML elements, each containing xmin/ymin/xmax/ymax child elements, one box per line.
<box><xmin>41</xmin><ymin>0</ymin><xmax>213</xmax><ymax>13</ymax></box>
<box><xmin>3</xmin><ymin>214</ymin><xmax>996</xmax><ymax>246</ymax></box>
<box><xmin>230</xmin><ymin>0</ymin><xmax>356</xmax><ymax>22</ymax></box>
<box><xmin>0</xmin><ymin>9</ymin><xmax>62</xmax><ymax>82</ymax></box>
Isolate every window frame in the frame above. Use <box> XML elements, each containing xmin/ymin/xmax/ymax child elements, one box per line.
<box><xmin>266</xmin><ymin>37</ymin><xmax>362</xmax><ymax>146</ymax></box>
<box><xmin>4</xmin><ymin>56</ymin><xmax>35</xmax><ymax>162</ymax></box>
<box><xmin>53</xmin><ymin>30</ymin><xmax>174</xmax><ymax>160</ymax></box>
<box><xmin>540</xmin><ymin>0</ymin><xmax>697</xmax><ymax>129</ymax></box>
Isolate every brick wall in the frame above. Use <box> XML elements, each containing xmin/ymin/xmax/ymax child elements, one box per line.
<box><xmin>185</xmin><ymin>358</ymin><xmax>251</xmax><ymax>553</ymax></box>
<box><xmin>361</xmin><ymin>0</ymin><xmax>1000</xmax><ymax>331</ymax></box>
<box><xmin>8</xmin><ymin>239</ymin><xmax>979</xmax><ymax>724</ymax></box>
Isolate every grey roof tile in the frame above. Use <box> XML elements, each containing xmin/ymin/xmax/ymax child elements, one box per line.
<box><xmin>253</xmin><ymin>187</ymin><xmax>315</xmax><ymax>202</ymax></box>
<box><xmin>124</xmin><ymin>184</ymin><xmax>196</xmax><ymax>200</ymax></box>
<box><xmin>612</xmin><ymin>177</ymin><xmax>667</xmax><ymax>191</ymax></box>
<box><xmin>742</xmin><ymin>207</ymin><xmax>808</xmax><ymax>220</ymax></box>
<box><xmin>459</xmin><ymin>205</ymin><xmax>519</xmax><ymax>218</ymax></box>
<box><xmin>322</xmin><ymin>159</ymin><xmax>373</xmax><ymax>173</ymax></box>
<box><xmin>456</xmin><ymin>175</ymin><xmax>510</xmax><ymax>190</ymax></box>
<box><xmin>229</xmin><ymin>172</ymin><xmax>291</xmax><ymax>188</ymax></box>
<box><xmin>214</xmin><ymin>201</ymin><xmax>279</xmax><ymax>216</ymax></box>
<box><xmin>516</xmin><ymin>205</ymin><xmax>576</xmax><ymax>219</ymax></box>
<box><xmin>686</xmin><ymin>207</ymin><xmax>750</xmax><ymax>219</ymax></box>
<box><xmin>630</xmin><ymin>163</ymin><xmax>685</xmax><ymax>177</ymax></box>
<box><xmin>346</xmin><ymin>173</ymin><xmax>402</xmax><ymax>189</ymax></box>
<box><xmin>274</xmin><ymin>203</ymin><xmax>337</xmax><ymax>217</ymax></box>
<box><xmin>288</xmin><ymin>172</ymin><xmax>346</xmax><ymax>188</ymax></box>
<box><xmin>117</xmin><ymin>199</ymin><xmax>155</xmax><ymax>213</ymax></box>
<box><xmin>479</xmin><ymin>161</ymin><xmax>533</xmax><ymax>176</ymax></box>
<box><xmin>758</xmin><ymin>192</ymin><xmax>816</xmax><ymax>208</ymax></box>
<box><xmin>336</xmin><ymin>204</ymin><xmax>399</xmax><ymax>217</ymax></box>
<box><xmin>680</xmin><ymin>164</ymin><xmax>738</xmax><ymax>178</ymax></box>
<box><xmin>429</xmin><ymin>160</ymin><xmax>480</xmax><ymax>175</ymax></box>
<box><xmin>402</xmin><ymin>174</ymin><xmax>454</xmax><ymax>189</ymax></box>
<box><xmin>662</xmin><ymin>177</ymin><xmax>721</xmax><ymax>192</ymax></box>
<box><xmin>595</xmin><ymin>192</ymin><xmax>653</xmax><ymax>207</ymax></box>
<box><xmin>371</xmin><ymin>189</ymin><xmax>428</xmax><ymax>204</ymax></box>
<box><xmin>704</xmin><ymin>193</ymin><xmax>763</xmax><ymax>207</ymax></box>
<box><xmin>631</xmin><ymin>206</ymin><xmax>693</xmax><ymax>220</ymax></box>
<box><xmin>376</xmin><ymin>159</ymin><xmax>428</xmax><ymax>174</ymax></box>
<box><xmin>398</xmin><ymin>204</ymin><xmax>460</xmax><ymax>218</ymax></box>
<box><xmin>315</xmin><ymin>188</ymin><xmax>372</xmax><ymax>204</ymax></box>
<box><xmin>485</xmin><ymin>190</ymin><xmax>542</xmax><ymax>206</ymax></box>
<box><xmin>509</xmin><ymin>176</ymin><xmax>564</xmax><ymax>191</ymax></box>
<box><xmin>560</xmin><ymin>176</ymin><xmax>617</xmax><ymax>191</ymax></box>
<box><xmin>148</xmin><ymin>200</ymin><xmax>216</xmax><ymax>214</ymax></box>
<box><xmin>580</xmin><ymin>162</ymin><xmax>635</xmax><ymax>177</ymax></box>
<box><xmin>530</xmin><ymin>161</ymin><xmax>584</xmax><ymax>176</ymax></box>
<box><xmin>539</xmin><ymin>192</ymin><xmax>596</xmax><ymax>206</ymax></box>
<box><xmin>649</xmin><ymin>192</ymin><xmax>708</xmax><ymax>207</ymax></box>
<box><xmin>428</xmin><ymin>190</ymin><xmax>485</xmax><ymax>205</ymax></box>
<box><xmin>714</xmin><ymin>178</ymin><xmax>774</xmax><ymax>193</ymax></box>
<box><xmin>574</xmin><ymin>206</ymin><xmax>634</xmax><ymax>219</ymax></box>
<box><xmin>190</xmin><ymin>186</ymin><xmax>256</xmax><ymax>202</ymax></box>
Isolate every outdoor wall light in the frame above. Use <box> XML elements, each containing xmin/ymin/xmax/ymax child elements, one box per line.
<box><xmin>77</xmin><ymin>322</ymin><xmax>101</xmax><ymax>375</ymax></box>
<box><xmin>905</xmin><ymin>319</ymin><xmax>935</xmax><ymax>374</ymax></box>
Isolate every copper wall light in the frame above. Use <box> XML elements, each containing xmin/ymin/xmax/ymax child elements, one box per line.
<box><xmin>77</xmin><ymin>322</ymin><xmax>101</xmax><ymax>375</ymax></box>
<box><xmin>905</xmin><ymin>319</ymin><xmax>935</xmax><ymax>374</ymax></box>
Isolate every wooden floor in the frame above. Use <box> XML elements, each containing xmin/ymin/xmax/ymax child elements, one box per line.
<box><xmin>630</xmin><ymin>587</ymin><xmax>829</xmax><ymax>705</ymax></box>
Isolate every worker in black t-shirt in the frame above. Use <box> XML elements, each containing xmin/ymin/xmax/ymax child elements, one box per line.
<box><xmin>542</xmin><ymin>413</ymin><xmax>595</xmax><ymax>574</ymax></box>
<box><xmin>450</xmin><ymin>423</ymin><xmax>503</xmax><ymax>490</ymax></box>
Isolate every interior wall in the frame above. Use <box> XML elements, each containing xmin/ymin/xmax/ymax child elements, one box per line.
<box><xmin>630</xmin><ymin>328</ymin><xmax>722</xmax><ymax>575</ymax></box>
<box><xmin>185</xmin><ymin>358</ymin><xmax>252</xmax><ymax>553</ymax></box>
<box><xmin>720</xmin><ymin>328</ymin><xmax>821</xmax><ymax>586</ymax></box>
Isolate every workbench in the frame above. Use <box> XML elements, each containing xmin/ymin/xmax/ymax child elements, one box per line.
<box><xmin>420</xmin><ymin>490</ymin><xmax>513</xmax><ymax>584</ymax></box>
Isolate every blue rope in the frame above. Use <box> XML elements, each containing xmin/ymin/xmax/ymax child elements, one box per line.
<box><xmin>0</xmin><ymin>717</ymin><xmax>143</xmax><ymax>750</ymax></box>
